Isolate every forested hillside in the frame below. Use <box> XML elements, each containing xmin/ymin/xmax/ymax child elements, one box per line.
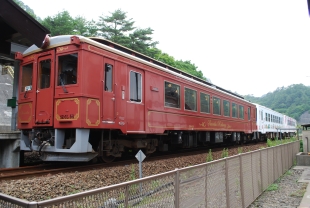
<box><xmin>244</xmin><ymin>84</ymin><xmax>310</xmax><ymax>122</ymax></box>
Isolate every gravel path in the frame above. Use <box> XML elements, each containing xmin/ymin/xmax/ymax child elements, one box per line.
<box><xmin>248</xmin><ymin>167</ymin><xmax>308</xmax><ymax>208</ymax></box>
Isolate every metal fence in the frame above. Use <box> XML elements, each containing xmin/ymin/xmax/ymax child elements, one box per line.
<box><xmin>0</xmin><ymin>141</ymin><xmax>300</xmax><ymax>208</ymax></box>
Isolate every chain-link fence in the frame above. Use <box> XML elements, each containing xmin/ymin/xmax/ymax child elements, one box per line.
<box><xmin>0</xmin><ymin>141</ymin><xmax>300</xmax><ymax>208</ymax></box>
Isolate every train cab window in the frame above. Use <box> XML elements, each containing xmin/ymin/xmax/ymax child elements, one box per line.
<box><xmin>200</xmin><ymin>92</ymin><xmax>210</xmax><ymax>113</ymax></box>
<box><xmin>130</xmin><ymin>71</ymin><xmax>142</xmax><ymax>102</ymax></box>
<box><xmin>248</xmin><ymin>107</ymin><xmax>251</xmax><ymax>120</ymax></box>
<box><xmin>213</xmin><ymin>97</ymin><xmax>221</xmax><ymax>115</ymax></box>
<box><xmin>105</xmin><ymin>64</ymin><xmax>113</xmax><ymax>92</ymax></box>
<box><xmin>232</xmin><ymin>103</ymin><xmax>238</xmax><ymax>118</ymax></box>
<box><xmin>261</xmin><ymin>111</ymin><xmax>263</xmax><ymax>121</ymax></box>
<box><xmin>239</xmin><ymin>105</ymin><xmax>244</xmax><ymax>119</ymax></box>
<box><xmin>165</xmin><ymin>81</ymin><xmax>180</xmax><ymax>108</ymax></box>
<box><xmin>185</xmin><ymin>88</ymin><xmax>197</xmax><ymax>111</ymax></box>
<box><xmin>21</xmin><ymin>63</ymin><xmax>33</xmax><ymax>92</ymax></box>
<box><xmin>58</xmin><ymin>53</ymin><xmax>78</xmax><ymax>86</ymax></box>
<box><xmin>223</xmin><ymin>100</ymin><xmax>230</xmax><ymax>117</ymax></box>
<box><xmin>38</xmin><ymin>59</ymin><xmax>51</xmax><ymax>89</ymax></box>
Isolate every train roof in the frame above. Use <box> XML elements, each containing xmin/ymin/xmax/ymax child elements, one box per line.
<box><xmin>22</xmin><ymin>35</ymin><xmax>250</xmax><ymax>103</ymax></box>
<box><xmin>254</xmin><ymin>103</ymin><xmax>296</xmax><ymax>121</ymax></box>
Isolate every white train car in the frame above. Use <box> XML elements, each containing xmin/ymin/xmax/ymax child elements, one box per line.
<box><xmin>255</xmin><ymin>103</ymin><xmax>296</xmax><ymax>139</ymax></box>
<box><xmin>282</xmin><ymin>115</ymin><xmax>297</xmax><ymax>137</ymax></box>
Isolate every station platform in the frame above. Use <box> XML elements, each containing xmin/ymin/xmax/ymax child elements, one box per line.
<box><xmin>0</xmin><ymin>131</ymin><xmax>20</xmax><ymax>168</ymax></box>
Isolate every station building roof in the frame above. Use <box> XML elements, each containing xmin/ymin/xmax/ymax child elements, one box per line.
<box><xmin>0</xmin><ymin>0</ymin><xmax>50</xmax><ymax>64</ymax></box>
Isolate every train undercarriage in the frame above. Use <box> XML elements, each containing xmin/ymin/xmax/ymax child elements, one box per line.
<box><xmin>20</xmin><ymin>128</ymin><xmax>262</xmax><ymax>162</ymax></box>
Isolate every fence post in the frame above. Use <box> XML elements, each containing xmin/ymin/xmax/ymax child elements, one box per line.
<box><xmin>174</xmin><ymin>169</ymin><xmax>179</xmax><ymax>208</ymax></box>
<box><xmin>239</xmin><ymin>154</ymin><xmax>244</xmax><ymax>208</ymax></box>
<box><xmin>205</xmin><ymin>164</ymin><xmax>208</xmax><ymax>208</ymax></box>
<box><xmin>28</xmin><ymin>201</ymin><xmax>38</xmax><ymax>208</ymax></box>
<box><xmin>273</xmin><ymin>148</ymin><xmax>276</xmax><ymax>182</ymax></box>
<box><xmin>225</xmin><ymin>158</ymin><xmax>230</xmax><ymax>208</ymax></box>
<box><xmin>260</xmin><ymin>150</ymin><xmax>263</xmax><ymax>193</ymax></box>
<box><xmin>124</xmin><ymin>185</ymin><xmax>129</xmax><ymax>207</ymax></box>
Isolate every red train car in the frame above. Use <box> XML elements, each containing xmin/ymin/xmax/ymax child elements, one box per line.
<box><xmin>16</xmin><ymin>35</ymin><xmax>257</xmax><ymax>162</ymax></box>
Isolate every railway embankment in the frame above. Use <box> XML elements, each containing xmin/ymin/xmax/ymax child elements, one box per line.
<box><xmin>0</xmin><ymin>140</ymin><xmax>298</xmax><ymax>204</ymax></box>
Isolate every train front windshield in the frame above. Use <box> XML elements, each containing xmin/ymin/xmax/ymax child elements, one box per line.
<box><xmin>58</xmin><ymin>53</ymin><xmax>78</xmax><ymax>86</ymax></box>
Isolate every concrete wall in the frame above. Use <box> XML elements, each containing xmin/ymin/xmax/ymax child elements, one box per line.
<box><xmin>0</xmin><ymin>132</ymin><xmax>20</xmax><ymax>168</ymax></box>
<box><xmin>0</xmin><ymin>65</ymin><xmax>13</xmax><ymax>131</ymax></box>
<box><xmin>303</xmin><ymin>130</ymin><xmax>310</xmax><ymax>153</ymax></box>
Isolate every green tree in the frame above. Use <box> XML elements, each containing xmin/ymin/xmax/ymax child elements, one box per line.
<box><xmin>97</xmin><ymin>9</ymin><xmax>135</xmax><ymax>43</ymax></box>
<box><xmin>13</xmin><ymin>0</ymin><xmax>41</xmax><ymax>21</ymax></box>
<box><xmin>41</xmin><ymin>11</ymin><xmax>75</xmax><ymax>36</ymax></box>
<box><xmin>72</xmin><ymin>16</ymin><xmax>89</xmax><ymax>36</ymax></box>
<box><xmin>83</xmin><ymin>19</ymin><xmax>100</xmax><ymax>37</ymax></box>
<box><xmin>127</xmin><ymin>28</ymin><xmax>159</xmax><ymax>54</ymax></box>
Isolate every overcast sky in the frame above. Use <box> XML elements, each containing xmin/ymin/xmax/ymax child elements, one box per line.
<box><xmin>22</xmin><ymin>0</ymin><xmax>310</xmax><ymax>97</ymax></box>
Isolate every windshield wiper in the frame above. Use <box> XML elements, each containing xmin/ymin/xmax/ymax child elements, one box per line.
<box><xmin>59</xmin><ymin>74</ymin><xmax>68</xmax><ymax>93</ymax></box>
<box><xmin>24</xmin><ymin>90</ymin><xmax>28</xmax><ymax>98</ymax></box>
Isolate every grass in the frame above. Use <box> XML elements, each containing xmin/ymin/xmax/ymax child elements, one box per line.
<box><xmin>290</xmin><ymin>183</ymin><xmax>307</xmax><ymax>198</ymax></box>
<box><xmin>130</xmin><ymin>164</ymin><xmax>136</xmax><ymax>180</ymax></box>
<box><xmin>266</xmin><ymin>183</ymin><xmax>279</xmax><ymax>191</ymax></box>
<box><xmin>267</xmin><ymin>137</ymin><xmax>297</xmax><ymax>147</ymax></box>
<box><xmin>221</xmin><ymin>148</ymin><xmax>229</xmax><ymax>158</ymax></box>
<box><xmin>206</xmin><ymin>149</ymin><xmax>213</xmax><ymax>162</ymax></box>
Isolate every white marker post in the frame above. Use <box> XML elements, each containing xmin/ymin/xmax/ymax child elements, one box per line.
<box><xmin>135</xmin><ymin>150</ymin><xmax>146</xmax><ymax>194</ymax></box>
<box><xmin>135</xmin><ymin>150</ymin><xmax>146</xmax><ymax>178</ymax></box>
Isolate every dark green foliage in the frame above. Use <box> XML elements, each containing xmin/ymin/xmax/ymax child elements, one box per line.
<box><xmin>244</xmin><ymin>84</ymin><xmax>310</xmax><ymax>121</ymax></box>
<box><xmin>41</xmin><ymin>11</ymin><xmax>75</xmax><ymax>36</ymax></box>
<box><xmin>300</xmin><ymin>140</ymin><xmax>303</xmax><ymax>152</ymax></box>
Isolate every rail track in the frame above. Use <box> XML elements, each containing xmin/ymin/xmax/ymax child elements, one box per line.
<box><xmin>0</xmin><ymin>141</ymin><xmax>266</xmax><ymax>181</ymax></box>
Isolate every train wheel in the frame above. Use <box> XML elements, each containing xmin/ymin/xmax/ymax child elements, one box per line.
<box><xmin>101</xmin><ymin>154</ymin><xmax>115</xmax><ymax>163</ymax></box>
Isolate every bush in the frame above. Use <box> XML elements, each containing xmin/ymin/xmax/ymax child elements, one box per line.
<box><xmin>300</xmin><ymin>139</ymin><xmax>303</xmax><ymax>152</ymax></box>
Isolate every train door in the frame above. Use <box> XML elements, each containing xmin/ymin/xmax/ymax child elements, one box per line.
<box><xmin>102</xmin><ymin>58</ymin><xmax>116</xmax><ymax>123</ymax></box>
<box><xmin>126</xmin><ymin>66</ymin><xmax>145</xmax><ymax>132</ymax></box>
<box><xmin>35</xmin><ymin>53</ymin><xmax>55</xmax><ymax>126</ymax></box>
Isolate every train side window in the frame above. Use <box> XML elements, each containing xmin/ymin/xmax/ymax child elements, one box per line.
<box><xmin>248</xmin><ymin>107</ymin><xmax>251</xmax><ymax>120</ymax></box>
<box><xmin>265</xmin><ymin>113</ymin><xmax>268</xmax><ymax>121</ymax></box>
<box><xmin>58</xmin><ymin>53</ymin><xmax>78</xmax><ymax>86</ymax></box>
<box><xmin>164</xmin><ymin>81</ymin><xmax>180</xmax><ymax>108</ymax></box>
<box><xmin>213</xmin><ymin>97</ymin><xmax>221</xmax><ymax>115</ymax></box>
<box><xmin>105</xmin><ymin>64</ymin><xmax>113</xmax><ymax>92</ymax></box>
<box><xmin>130</xmin><ymin>71</ymin><xmax>142</xmax><ymax>102</ymax></box>
<box><xmin>223</xmin><ymin>100</ymin><xmax>230</xmax><ymax>117</ymax></box>
<box><xmin>261</xmin><ymin>111</ymin><xmax>263</xmax><ymax>121</ymax></box>
<box><xmin>38</xmin><ymin>59</ymin><xmax>51</xmax><ymax>89</ymax></box>
<box><xmin>21</xmin><ymin>63</ymin><xmax>33</xmax><ymax>92</ymax></box>
<box><xmin>185</xmin><ymin>88</ymin><xmax>197</xmax><ymax>111</ymax></box>
<box><xmin>239</xmin><ymin>105</ymin><xmax>244</xmax><ymax>119</ymax></box>
<box><xmin>200</xmin><ymin>92</ymin><xmax>210</xmax><ymax>113</ymax></box>
<box><xmin>232</xmin><ymin>103</ymin><xmax>238</xmax><ymax>118</ymax></box>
